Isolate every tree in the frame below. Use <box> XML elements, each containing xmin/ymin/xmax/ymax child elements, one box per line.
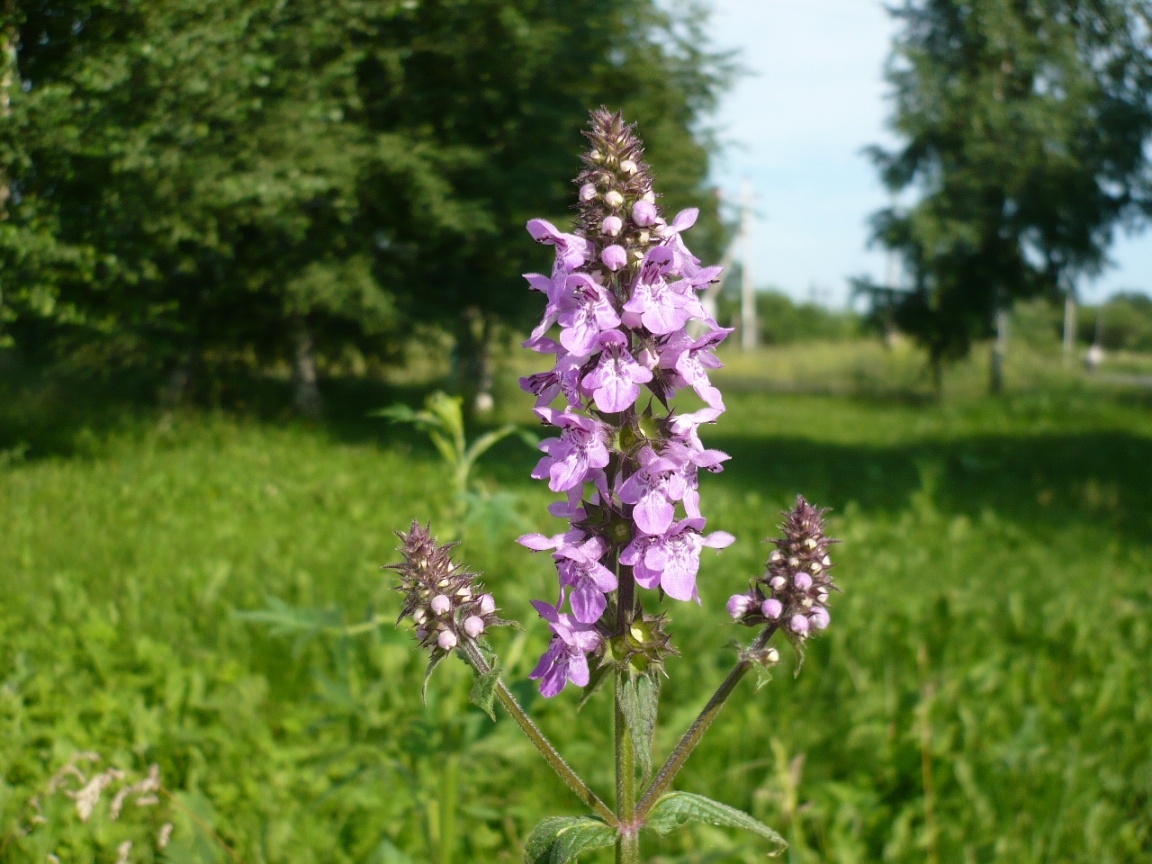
<box><xmin>863</xmin><ymin>0</ymin><xmax>1152</xmax><ymax>391</ymax></box>
<box><xmin>1</xmin><ymin>0</ymin><xmax>732</xmax><ymax>414</ymax></box>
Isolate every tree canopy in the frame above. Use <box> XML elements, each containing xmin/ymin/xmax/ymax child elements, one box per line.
<box><xmin>0</xmin><ymin>0</ymin><xmax>732</xmax><ymax>404</ymax></box>
<box><xmin>862</xmin><ymin>0</ymin><xmax>1152</xmax><ymax>386</ymax></box>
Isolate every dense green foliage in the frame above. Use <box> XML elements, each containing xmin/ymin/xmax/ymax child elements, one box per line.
<box><xmin>1080</xmin><ymin>292</ymin><xmax>1152</xmax><ymax>352</ymax></box>
<box><xmin>863</xmin><ymin>0</ymin><xmax>1152</xmax><ymax>384</ymax></box>
<box><xmin>715</xmin><ymin>285</ymin><xmax>861</xmax><ymax>345</ymax></box>
<box><xmin>2</xmin><ymin>351</ymin><xmax>1150</xmax><ymax>862</ymax></box>
<box><xmin>0</xmin><ymin>0</ymin><xmax>730</xmax><ymax>392</ymax></box>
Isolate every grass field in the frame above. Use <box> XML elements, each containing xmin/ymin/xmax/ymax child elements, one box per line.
<box><xmin>1</xmin><ymin>341</ymin><xmax>1150</xmax><ymax>863</ymax></box>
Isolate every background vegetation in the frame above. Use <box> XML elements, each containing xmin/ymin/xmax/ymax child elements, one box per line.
<box><xmin>2</xmin><ymin>336</ymin><xmax>1151</xmax><ymax>863</ymax></box>
<box><xmin>3</xmin><ymin>1</ymin><xmax>1152</xmax><ymax>862</ymax></box>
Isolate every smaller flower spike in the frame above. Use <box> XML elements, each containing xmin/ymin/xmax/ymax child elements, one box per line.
<box><xmin>388</xmin><ymin>522</ymin><xmax>509</xmax><ymax>661</ymax></box>
<box><xmin>729</xmin><ymin>497</ymin><xmax>838</xmax><ymax>639</ymax></box>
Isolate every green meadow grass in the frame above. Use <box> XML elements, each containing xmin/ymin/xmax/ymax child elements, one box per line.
<box><xmin>1</xmin><ymin>344</ymin><xmax>1150</xmax><ymax>863</ymax></box>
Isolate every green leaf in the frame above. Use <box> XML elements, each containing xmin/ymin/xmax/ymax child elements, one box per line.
<box><xmin>468</xmin><ymin>662</ymin><xmax>501</xmax><ymax>720</ymax></box>
<box><xmin>576</xmin><ymin>661</ymin><xmax>613</xmax><ymax>711</ymax></box>
<box><xmin>422</xmin><ymin>651</ymin><xmax>446</xmax><ymax>705</ymax></box>
<box><xmin>523</xmin><ymin>816</ymin><xmax>616</xmax><ymax>864</ymax></box>
<box><xmin>465</xmin><ymin>423</ymin><xmax>522</xmax><ymax>465</ymax></box>
<box><xmin>233</xmin><ymin>596</ymin><xmax>342</xmax><ymax>636</ymax></box>
<box><xmin>646</xmin><ymin>792</ymin><xmax>786</xmax><ymax>856</ymax></box>
<box><xmin>619</xmin><ymin>673</ymin><xmax>659</xmax><ymax>782</ymax></box>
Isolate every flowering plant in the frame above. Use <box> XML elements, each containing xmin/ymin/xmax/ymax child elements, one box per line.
<box><xmin>390</xmin><ymin>109</ymin><xmax>839</xmax><ymax>863</ymax></box>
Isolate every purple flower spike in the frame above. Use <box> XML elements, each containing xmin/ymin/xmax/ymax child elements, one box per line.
<box><xmin>581</xmin><ymin>330</ymin><xmax>653</xmax><ymax>413</ymax></box>
<box><xmin>519</xmin><ymin>109</ymin><xmax>740</xmax><ymax>669</ymax></box>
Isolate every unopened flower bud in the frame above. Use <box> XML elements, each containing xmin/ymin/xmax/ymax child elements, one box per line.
<box><xmin>769</xmin><ymin>575</ymin><xmax>786</xmax><ymax>591</ymax></box>
<box><xmin>437</xmin><ymin>630</ymin><xmax>458</xmax><ymax>650</ymax></box>
<box><xmin>413</xmin><ymin>608</ymin><xmax>427</xmax><ymax>625</ymax></box>
<box><xmin>579</xmin><ymin>183</ymin><xmax>597</xmax><ymax>202</ymax></box>
<box><xmin>641</xmin><ymin>190</ymin><xmax>655</xmax><ymax>203</ymax></box>
<box><xmin>604</xmin><ymin>189</ymin><xmax>624</xmax><ymax>208</ymax></box>
<box><xmin>810</xmin><ymin>607</ymin><xmax>830</xmax><ymax>630</ymax></box>
<box><xmin>637</xmin><ymin>345</ymin><xmax>659</xmax><ymax>369</ymax></box>
<box><xmin>602</xmin><ymin>244</ymin><xmax>627</xmax><ymax>271</ymax></box>
<box><xmin>431</xmin><ymin>594</ymin><xmax>452</xmax><ymax>615</ymax></box>
<box><xmin>601</xmin><ymin>215</ymin><xmax>623</xmax><ymax>236</ymax></box>
<box><xmin>793</xmin><ymin>572</ymin><xmax>813</xmax><ymax>591</ymax></box>
<box><xmin>727</xmin><ymin>593</ymin><xmax>754</xmax><ymax>619</ymax></box>
<box><xmin>762</xmin><ymin>598</ymin><xmax>783</xmax><ymax>619</ymax></box>
<box><xmin>620</xmin><ymin>159</ymin><xmax>638</xmax><ymax>175</ymax></box>
<box><xmin>790</xmin><ymin>614</ymin><xmax>810</xmax><ymax>635</ymax></box>
<box><xmin>632</xmin><ymin>199</ymin><xmax>657</xmax><ymax>227</ymax></box>
<box><xmin>479</xmin><ymin>594</ymin><xmax>496</xmax><ymax>615</ymax></box>
<box><xmin>463</xmin><ymin>615</ymin><xmax>485</xmax><ymax>638</ymax></box>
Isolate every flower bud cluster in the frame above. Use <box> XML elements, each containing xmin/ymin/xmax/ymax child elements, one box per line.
<box><xmin>519</xmin><ymin>109</ymin><xmax>733</xmax><ymax>696</ymax></box>
<box><xmin>388</xmin><ymin>522</ymin><xmax>505</xmax><ymax>655</ymax></box>
<box><xmin>728</xmin><ymin>497</ymin><xmax>837</xmax><ymax>640</ymax></box>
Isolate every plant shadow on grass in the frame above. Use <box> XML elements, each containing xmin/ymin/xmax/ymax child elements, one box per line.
<box><xmin>706</xmin><ymin>427</ymin><xmax>1152</xmax><ymax>545</ymax></box>
<box><xmin>0</xmin><ymin>363</ymin><xmax>447</xmax><ymax>462</ymax></box>
<box><xmin>5</xmin><ymin>361</ymin><xmax>1149</xmax><ymax>547</ymax></box>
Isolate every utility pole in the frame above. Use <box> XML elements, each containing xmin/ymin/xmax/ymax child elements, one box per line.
<box><xmin>739</xmin><ymin>179</ymin><xmax>757</xmax><ymax>350</ymax></box>
<box><xmin>1062</xmin><ymin>289</ymin><xmax>1076</xmax><ymax>367</ymax></box>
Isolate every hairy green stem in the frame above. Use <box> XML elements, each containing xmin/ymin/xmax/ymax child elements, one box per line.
<box><xmin>615</xmin><ymin>670</ymin><xmax>640</xmax><ymax>864</ymax></box>
<box><xmin>459</xmin><ymin>640</ymin><xmax>617</xmax><ymax>826</ymax></box>
<box><xmin>636</xmin><ymin>626</ymin><xmax>778</xmax><ymax>819</ymax></box>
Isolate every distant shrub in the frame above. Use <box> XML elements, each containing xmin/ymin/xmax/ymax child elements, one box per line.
<box><xmin>717</xmin><ymin>287</ymin><xmax>861</xmax><ymax>344</ymax></box>
<box><xmin>1079</xmin><ymin>292</ymin><xmax>1152</xmax><ymax>352</ymax></box>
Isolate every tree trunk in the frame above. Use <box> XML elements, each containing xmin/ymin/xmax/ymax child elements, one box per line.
<box><xmin>1</xmin><ymin>2</ymin><xmax>17</xmax><ymax>221</ymax></box>
<box><xmin>452</xmin><ymin>307</ymin><xmax>495</xmax><ymax>417</ymax></box>
<box><xmin>989</xmin><ymin>307</ymin><xmax>1007</xmax><ymax>395</ymax></box>
<box><xmin>161</xmin><ymin>341</ymin><xmax>197</xmax><ymax>408</ymax></box>
<box><xmin>289</xmin><ymin>314</ymin><xmax>323</xmax><ymax>419</ymax></box>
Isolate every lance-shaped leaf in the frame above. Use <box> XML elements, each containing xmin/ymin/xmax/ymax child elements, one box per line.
<box><xmin>618</xmin><ymin>673</ymin><xmax>660</xmax><ymax>782</ymax></box>
<box><xmin>523</xmin><ymin>816</ymin><xmax>616</xmax><ymax>864</ymax></box>
<box><xmin>468</xmin><ymin>662</ymin><xmax>501</xmax><ymax>721</ymax></box>
<box><xmin>646</xmin><ymin>792</ymin><xmax>786</xmax><ymax>856</ymax></box>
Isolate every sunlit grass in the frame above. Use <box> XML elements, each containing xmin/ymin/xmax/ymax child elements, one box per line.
<box><xmin>2</xmin><ymin>346</ymin><xmax>1150</xmax><ymax>862</ymax></box>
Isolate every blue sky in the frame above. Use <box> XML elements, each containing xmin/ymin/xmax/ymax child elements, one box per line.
<box><xmin>705</xmin><ymin>0</ymin><xmax>1152</xmax><ymax>307</ymax></box>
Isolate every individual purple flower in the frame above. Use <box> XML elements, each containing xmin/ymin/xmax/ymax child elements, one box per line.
<box><xmin>662</xmin><ymin>327</ymin><xmax>732</xmax><ymax>409</ymax></box>
<box><xmin>529</xmin><ymin>594</ymin><xmax>603</xmax><ymax>697</ymax></box>
<box><xmin>617</xmin><ymin>446</ymin><xmax>687</xmax><ymax>535</ymax></box>
<box><xmin>581</xmin><ymin>330</ymin><xmax>653</xmax><ymax>413</ymax></box>
<box><xmin>621</xmin><ymin>518</ymin><xmax>735</xmax><ymax>603</ymax></box>
<box><xmin>527</xmin><ymin>218</ymin><xmax>592</xmax><ymax>273</ymax></box>
<box><xmin>557</xmin><ymin>273</ymin><xmax>620</xmax><ymax>357</ymax></box>
<box><xmin>622</xmin><ymin>247</ymin><xmax>691</xmax><ymax>335</ymax></box>
<box><xmin>531</xmin><ymin>410</ymin><xmax>610</xmax><ymax>492</ymax></box>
